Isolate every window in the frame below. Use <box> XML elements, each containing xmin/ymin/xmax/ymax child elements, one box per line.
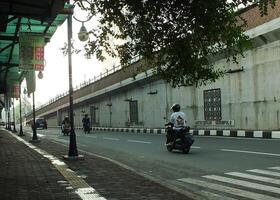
<box><xmin>90</xmin><ymin>106</ymin><xmax>97</xmax><ymax>124</ymax></box>
<box><xmin>57</xmin><ymin>111</ymin><xmax>62</xmax><ymax>126</ymax></box>
<box><xmin>129</xmin><ymin>100</ymin><xmax>138</xmax><ymax>123</ymax></box>
<box><xmin>203</xmin><ymin>89</ymin><xmax>221</xmax><ymax>120</ymax></box>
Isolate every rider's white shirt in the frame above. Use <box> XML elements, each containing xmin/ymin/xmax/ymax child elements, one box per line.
<box><xmin>170</xmin><ymin>111</ymin><xmax>187</xmax><ymax>130</ymax></box>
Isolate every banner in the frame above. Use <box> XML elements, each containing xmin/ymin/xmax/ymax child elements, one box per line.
<box><xmin>13</xmin><ymin>84</ymin><xmax>20</xmax><ymax>99</ymax></box>
<box><xmin>6</xmin><ymin>81</ymin><xmax>20</xmax><ymax>99</ymax></box>
<box><xmin>19</xmin><ymin>33</ymin><xmax>45</xmax><ymax>71</ymax></box>
<box><xmin>25</xmin><ymin>70</ymin><xmax>36</xmax><ymax>95</ymax></box>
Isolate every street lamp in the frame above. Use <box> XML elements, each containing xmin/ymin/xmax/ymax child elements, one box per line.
<box><xmin>12</xmin><ymin>98</ymin><xmax>17</xmax><ymax>133</ymax></box>
<box><xmin>7</xmin><ymin>99</ymin><xmax>11</xmax><ymax>131</ymax></box>
<box><xmin>29</xmin><ymin>92</ymin><xmax>39</xmax><ymax>142</ymax></box>
<box><xmin>24</xmin><ymin>86</ymin><xmax>39</xmax><ymax>143</ymax></box>
<box><xmin>64</xmin><ymin>1</ymin><xmax>91</xmax><ymax>159</ymax></box>
<box><xmin>18</xmin><ymin>87</ymin><xmax>25</xmax><ymax>136</ymax></box>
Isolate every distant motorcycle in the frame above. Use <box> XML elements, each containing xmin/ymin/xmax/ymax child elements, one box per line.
<box><xmin>165</xmin><ymin>123</ymin><xmax>194</xmax><ymax>154</ymax></box>
<box><xmin>61</xmin><ymin>123</ymin><xmax>71</xmax><ymax>136</ymax></box>
<box><xmin>83</xmin><ymin>123</ymin><xmax>91</xmax><ymax>134</ymax></box>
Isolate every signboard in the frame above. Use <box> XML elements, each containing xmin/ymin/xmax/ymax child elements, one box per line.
<box><xmin>25</xmin><ymin>70</ymin><xmax>36</xmax><ymax>95</ymax></box>
<box><xmin>6</xmin><ymin>81</ymin><xmax>20</xmax><ymax>99</ymax></box>
<box><xmin>195</xmin><ymin>120</ymin><xmax>235</xmax><ymax>127</ymax></box>
<box><xmin>19</xmin><ymin>33</ymin><xmax>45</xmax><ymax>71</ymax></box>
<box><xmin>13</xmin><ymin>84</ymin><xmax>20</xmax><ymax>99</ymax></box>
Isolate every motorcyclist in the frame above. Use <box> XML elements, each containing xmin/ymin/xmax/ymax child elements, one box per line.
<box><xmin>167</xmin><ymin>103</ymin><xmax>188</xmax><ymax>146</ymax></box>
<box><xmin>82</xmin><ymin>114</ymin><xmax>91</xmax><ymax>133</ymax></box>
<box><xmin>61</xmin><ymin>116</ymin><xmax>71</xmax><ymax>134</ymax></box>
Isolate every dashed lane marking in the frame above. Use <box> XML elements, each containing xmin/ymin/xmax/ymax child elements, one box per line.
<box><xmin>103</xmin><ymin>137</ymin><xmax>120</xmax><ymax>141</ymax></box>
<box><xmin>127</xmin><ymin>139</ymin><xmax>151</xmax><ymax>144</ymax></box>
<box><xmin>221</xmin><ymin>149</ymin><xmax>280</xmax><ymax>157</ymax></box>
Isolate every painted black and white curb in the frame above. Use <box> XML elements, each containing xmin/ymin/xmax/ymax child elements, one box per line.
<box><xmin>76</xmin><ymin>127</ymin><xmax>280</xmax><ymax>139</ymax></box>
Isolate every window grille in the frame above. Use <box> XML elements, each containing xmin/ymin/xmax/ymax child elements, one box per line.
<box><xmin>90</xmin><ymin>106</ymin><xmax>97</xmax><ymax>124</ymax></box>
<box><xmin>203</xmin><ymin>89</ymin><xmax>222</xmax><ymax>120</ymax></box>
<box><xmin>129</xmin><ymin>100</ymin><xmax>138</xmax><ymax>122</ymax></box>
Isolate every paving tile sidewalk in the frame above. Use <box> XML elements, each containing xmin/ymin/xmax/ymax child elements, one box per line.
<box><xmin>0</xmin><ymin>128</ymin><xmax>81</xmax><ymax>200</ymax></box>
<box><xmin>17</xmin><ymin>130</ymin><xmax>193</xmax><ymax>200</ymax></box>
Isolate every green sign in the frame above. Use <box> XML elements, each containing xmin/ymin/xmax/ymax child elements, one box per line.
<box><xmin>19</xmin><ymin>33</ymin><xmax>45</xmax><ymax>71</ymax></box>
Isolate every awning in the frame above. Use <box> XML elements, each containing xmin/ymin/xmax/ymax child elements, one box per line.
<box><xmin>0</xmin><ymin>0</ymin><xmax>71</xmax><ymax>95</ymax></box>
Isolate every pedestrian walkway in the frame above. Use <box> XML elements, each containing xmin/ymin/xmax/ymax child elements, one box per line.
<box><xmin>0</xmin><ymin>128</ymin><xmax>80</xmax><ymax>200</ymax></box>
<box><xmin>0</xmin><ymin>128</ymin><xmax>191</xmax><ymax>200</ymax></box>
<box><xmin>178</xmin><ymin>166</ymin><xmax>280</xmax><ymax>200</ymax></box>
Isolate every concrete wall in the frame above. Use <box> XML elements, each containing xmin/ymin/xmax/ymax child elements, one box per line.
<box><xmin>54</xmin><ymin>39</ymin><xmax>280</xmax><ymax>131</ymax></box>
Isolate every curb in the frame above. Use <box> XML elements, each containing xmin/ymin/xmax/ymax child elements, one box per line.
<box><xmin>74</xmin><ymin>127</ymin><xmax>280</xmax><ymax>139</ymax></box>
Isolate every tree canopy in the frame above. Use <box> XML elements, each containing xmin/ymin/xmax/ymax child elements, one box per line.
<box><xmin>79</xmin><ymin>0</ymin><xmax>276</xmax><ymax>87</ymax></box>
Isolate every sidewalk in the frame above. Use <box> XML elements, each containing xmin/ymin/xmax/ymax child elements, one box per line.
<box><xmin>0</xmin><ymin>128</ymin><xmax>80</xmax><ymax>200</ymax></box>
<box><xmin>0</xmin><ymin>128</ymin><xmax>192</xmax><ymax>200</ymax></box>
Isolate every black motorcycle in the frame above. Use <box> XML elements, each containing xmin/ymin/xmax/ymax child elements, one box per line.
<box><xmin>61</xmin><ymin>123</ymin><xmax>71</xmax><ymax>136</ymax></box>
<box><xmin>83</xmin><ymin>123</ymin><xmax>91</xmax><ymax>134</ymax></box>
<box><xmin>165</xmin><ymin>123</ymin><xmax>194</xmax><ymax>153</ymax></box>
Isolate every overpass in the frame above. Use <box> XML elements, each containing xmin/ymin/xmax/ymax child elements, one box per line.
<box><xmin>26</xmin><ymin>3</ymin><xmax>280</xmax><ymax>135</ymax></box>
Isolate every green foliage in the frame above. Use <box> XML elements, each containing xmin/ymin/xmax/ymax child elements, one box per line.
<box><xmin>82</xmin><ymin>0</ymin><xmax>276</xmax><ymax>87</ymax></box>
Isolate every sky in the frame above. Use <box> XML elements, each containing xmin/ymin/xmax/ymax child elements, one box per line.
<box><xmin>30</xmin><ymin>15</ymin><xmax>119</xmax><ymax>106</ymax></box>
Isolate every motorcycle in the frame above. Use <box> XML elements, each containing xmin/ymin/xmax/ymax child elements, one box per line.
<box><xmin>165</xmin><ymin>123</ymin><xmax>194</xmax><ymax>154</ymax></box>
<box><xmin>83</xmin><ymin>123</ymin><xmax>92</xmax><ymax>134</ymax></box>
<box><xmin>61</xmin><ymin>122</ymin><xmax>71</xmax><ymax>136</ymax></box>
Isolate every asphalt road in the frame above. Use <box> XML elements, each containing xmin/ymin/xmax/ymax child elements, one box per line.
<box><xmin>24</xmin><ymin>127</ymin><xmax>280</xmax><ymax>200</ymax></box>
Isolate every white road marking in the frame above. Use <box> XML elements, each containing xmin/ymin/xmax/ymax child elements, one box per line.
<box><xmin>269</xmin><ymin>167</ymin><xmax>280</xmax><ymax>171</ymax></box>
<box><xmin>103</xmin><ymin>137</ymin><xmax>120</xmax><ymax>141</ymax></box>
<box><xmin>226</xmin><ymin>172</ymin><xmax>280</xmax><ymax>185</ymax></box>
<box><xmin>178</xmin><ymin>178</ymin><xmax>279</xmax><ymax>200</ymax></box>
<box><xmin>195</xmin><ymin>135</ymin><xmax>280</xmax><ymax>141</ymax></box>
<box><xmin>84</xmin><ymin>135</ymin><xmax>98</xmax><ymax>138</ymax></box>
<box><xmin>191</xmin><ymin>146</ymin><xmax>200</xmax><ymax>149</ymax></box>
<box><xmin>200</xmin><ymin>190</ymin><xmax>238</xmax><ymax>200</ymax></box>
<box><xmin>203</xmin><ymin>175</ymin><xmax>280</xmax><ymax>194</ymax></box>
<box><xmin>221</xmin><ymin>149</ymin><xmax>280</xmax><ymax>157</ymax></box>
<box><xmin>247</xmin><ymin>169</ymin><xmax>280</xmax><ymax>177</ymax></box>
<box><xmin>127</xmin><ymin>139</ymin><xmax>151</xmax><ymax>144</ymax></box>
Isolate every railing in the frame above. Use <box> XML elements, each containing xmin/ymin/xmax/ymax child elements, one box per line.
<box><xmin>26</xmin><ymin>55</ymin><xmax>141</xmax><ymax>116</ymax></box>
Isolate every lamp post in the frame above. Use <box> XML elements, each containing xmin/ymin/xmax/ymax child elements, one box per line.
<box><xmin>29</xmin><ymin>92</ymin><xmax>39</xmax><ymax>142</ymax></box>
<box><xmin>66</xmin><ymin>10</ymin><xmax>79</xmax><ymax>157</ymax></box>
<box><xmin>5</xmin><ymin>108</ymin><xmax>8</xmax><ymax>130</ymax></box>
<box><xmin>63</xmin><ymin>1</ymin><xmax>91</xmax><ymax>159</ymax></box>
<box><xmin>18</xmin><ymin>88</ymin><xmax>24</xmax><ymax>136</ymax></box>
<box><xmin>12</xmin><ymin>98</ymin><xmax>17</xmax><ymax>133</ymax></box>
<box><xmin>7</xmin><ymin>100</ymin><xmax>11</xmax><ymax>131</ymax></box>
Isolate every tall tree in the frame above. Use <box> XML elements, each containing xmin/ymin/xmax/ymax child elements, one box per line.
<box><xmin>79</xmin><ymin>0</ymin><xmax>276</xmax><ymax>87</ymax></box>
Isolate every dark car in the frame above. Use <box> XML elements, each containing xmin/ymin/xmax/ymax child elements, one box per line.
<box><xmin>35</xmin><ymin>118</ymin><xmax>47</xmax><ymax>129</ymax></box>
<box><xmin>0</xmin><ymin>121</ymin><xmax>5</xmax><ymax>126</ymax></box>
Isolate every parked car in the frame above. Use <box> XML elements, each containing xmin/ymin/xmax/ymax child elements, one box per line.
<box><xmin>0</xmin><ymin>121</ymin><xmax>5</xmax><ymax>126</ymax></box>
<box><xmin>35</xmin><ymin>118</ymin><xmax>47</xmax><ymax>129</ymax></box>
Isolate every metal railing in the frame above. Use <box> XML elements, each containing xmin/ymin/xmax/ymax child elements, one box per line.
<box><xmin>27</xmin><ymin>55</ymin><xmax>141</xmax><ymax>116</ymax></box>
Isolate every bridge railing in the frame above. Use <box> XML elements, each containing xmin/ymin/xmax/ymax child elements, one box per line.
<box><xmin>27</xmin><ymin>55</ymin><xmax>141</xmax><ymax>116</ymax></box>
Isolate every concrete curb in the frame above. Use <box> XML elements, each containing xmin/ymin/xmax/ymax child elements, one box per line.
<box><xmin>74</xmin><ymin>127</ymin><xmax>280</xmax><ymax>139</ymax></box>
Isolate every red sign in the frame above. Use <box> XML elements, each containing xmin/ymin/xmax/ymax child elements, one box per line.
<box><xmin>13</xmin><ymin>85</ymin><xmax>20</xmax><ymax>98</ymax></box>
<box><xmin>35</xmin><ymin>46</ymin><xmax>44</xmax><ymax>60</ymax></box>
<box><xmin>34</xmin><ymin>64</ymin><xmax>44</xmax><ymax>71</ymax></box>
